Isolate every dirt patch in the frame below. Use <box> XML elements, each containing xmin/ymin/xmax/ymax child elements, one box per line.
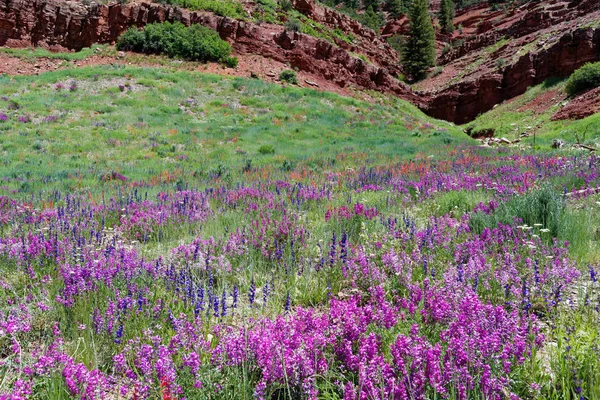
<box><xmin>0</xmin><ymin>53</ymin><xmax>63</xmax><ymax>74</ymax></box>
<box><xmin>517</xmin><ymin>89</ymin><xmax>566</xmax><ymax>114</ymax></box>
<box><xmin>551</xmin><ymin>87</ymin><xmax>600</xmax><ymax>120</ymax></box>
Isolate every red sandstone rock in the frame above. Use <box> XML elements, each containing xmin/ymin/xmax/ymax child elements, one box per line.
<box><xmin>425</xmin><ymin>26</ymin><xmax>600</xmax><ymax>124</ymax></box>
<box><xmin>552</xmin><ymin>87</ymin><xmax>600</xmax><ymax>121</ymax></box>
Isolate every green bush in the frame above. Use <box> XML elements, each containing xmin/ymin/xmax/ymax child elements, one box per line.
<box><xmin>279</xmin><ymin>70</ymin><xmax>298</xmax><ymax>84</ymax></box>
<box><xmin>279</xmin><ymin>0</ymin><xmax>293</xmax><ymax>11</ymax></box>
<box><xmin>116</xmin><ymin>22</ymin><xmax>236</xmax><ymax>66</ymax></box>
<box><xmin>154</xmin><ymin>0</ymin><xmax>245</xmax><ymax>18</ymax></box>
<box><xmin>284</xmin><ymin>17</ymin><xmax>302</xmax><ymax>32</ymax></box>
<box><xmin>258</xmin><ymin>144</ymin><xmax>275</xmax><ymax>154</ymax></box>
<box><xmin>386</xmin><ymin>34</ymin><xmax>405</xmax><ymax>55</ymax></box>
<box><xmin>566</xmin><ymin>62</ymin><xmax>600</xmax><ymax>96</ymax></box>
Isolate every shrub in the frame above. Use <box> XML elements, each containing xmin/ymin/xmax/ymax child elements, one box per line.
<box><xmin>279</xmin><ymin>0</ymin><xmax>293</xmax><ymax>11</ymax></box>
<box><xmin>441</xmin><ymin>43</ymin><xmax>452</xmax><ymax>56</ymax></box>
<box><xmin>222</xmin><ymin>56</ymin><xmax>239</xmax><ymax>68</ymax></box>
<box><xmin>566</xmin><ymin>62</ymin><xmax>600</xmax><ymax>96</ymax></box>
<box><xmin>116</xmin><ymin>22</ymin><xmax>236</xmax><ymax>66</ymax></box>
<box><xmin>495</xmin><ymin>58</ymin><xmax>506</xmax><ymax>69</ymax></box>
<box><xmin>469</xmin><ymin>184</ymin><xmax>564</xmax><ymax>240</ymax></box>
<box><xmin>284</xmin><ymin>17</ymin><xmax>302</xmax><ymax>32</ymax></box>
<box><xmin>359</xmin><ymin>6</ymin><xmax>386</xmax><ymax>30</ymax></box>
<box><xmin>430</xmin><ymin>66</ymin><xmax>443</xmax><ymax>77</ymax></box>
<box><xmin>452</xmin><ymin>38</ymin><xmax>465</xmax><ymax>48</ymax></box>
<box><xmin>386</xmin><ymin>34</ymin><xmax>405</xmax><ymax>55</ymax></box>
<box><xmin>279</xmin><ymin>69</ymin><xmax>298</xmax><ymax>84</ymax></box>
<box><xmin>258</xmin><ymin>144</ymin><xmax>275</xmax><ymax>154</ymax></box>
<box><xmin>154</xmin><ymin>0</ymin><xmax>245</xmax><ymax>18</ymax></box>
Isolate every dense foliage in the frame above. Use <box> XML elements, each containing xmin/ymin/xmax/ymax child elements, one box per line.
<box><xmin>154</xmin><ymin>0</ymin><xmax>245</xmax><ymax>18</ymax></box>
<box><xmin>319</xmin><ymin>0</ymin><xmax>387</xmax><ymax>29</ymax></box>
<box><xmin>116</xmin><ymin>22</ymin><xmax>237</xmax><ymax>67</ymax></box>
<box><xmin>566</xmin><ymin>62</ymin><xmax>600</xmax><ymax>96</ymax></box>
<box><xmin>402</xmin><ymin>0</ymin><xmax>436</xmax><ymax>80</ymax></box>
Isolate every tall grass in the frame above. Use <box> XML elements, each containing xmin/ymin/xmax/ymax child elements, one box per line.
<box><xmin>469</xmin><ymin>185</ymin><xmax>592</xmax><ymax>259</ymax></box>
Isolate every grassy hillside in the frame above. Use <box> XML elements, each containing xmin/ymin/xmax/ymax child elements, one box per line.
<box><xmin>465</xmin><ymin>77</ymin><xmax>600</xmax><ymax>148</ymax></box>
<box><xmin>0</xmin><ymin>65</ymin><xmax>468</xmax><ymax>194</ymax></box>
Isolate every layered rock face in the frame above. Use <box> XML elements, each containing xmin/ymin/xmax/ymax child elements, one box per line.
<box><xmin>425</xmin><ymin>0</ymin><xmax>600</xmax><ymax>124</ymax></box>
<box><xmin>426</xmin><ymin>27</ymin><xmax>600</xmax><ymax>124</ymax></box>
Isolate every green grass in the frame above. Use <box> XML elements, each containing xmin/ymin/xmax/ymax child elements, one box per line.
<box><xmin>465</xmin><ymin>77</ymin><xmax>600</xmax><ymax>149</ymax></box>
<box><xmin>0</xmin><ymin>45</ymin><xmax>112</xmax><ymax>61</ymax></box>
<box><xmin>0</xmin><ymin>65</ymin><xmax>469</xmax><ymax>194</ymax></box>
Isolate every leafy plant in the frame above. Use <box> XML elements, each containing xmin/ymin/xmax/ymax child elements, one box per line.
<box><xmin>258</xmin><ymin>144</ymin><xmax>275</xmax><ymax>154</ymax></box>
<box><xmin>284</xmin><ymin>17</ymin><xmax>302</xmax><ymax>32</ymax></box>
<box><xmin>154</xmin><ymin>0</ymin><xmax>245</xmax><ymax>18</ymax></box>
<box><xmin>279</xmin><ymin>0</ymin><xmax>293</xmax><ymax>11</ymax></box>
<box><xmin>387</xmin><ymin>34</ymin><xmax>405</xmax><ymax>55</ymax></box>
<box><xmin>279</xmin><ymin>69</ymin><xmax>298</xmax><ymax>84</ymax></box>
<box><xmin>566</xmin><ymin>62</ymin><xmax>600</xmax><ymax>96</ymax></box>
<box><xmin>116</xmin><ymin>22</ymin><xmax>236</xmax><ymax>66</ymax></box>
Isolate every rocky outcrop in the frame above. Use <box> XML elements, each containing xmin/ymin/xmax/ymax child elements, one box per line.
<box><xmin>440</xmin><ymin>0</ymin><xmax>600</xmax><ymax>65</ymax></box>
<box><xmin>0</xmin><ymin>0</ymin><xmax>418</xmax><ymax>102</ymax></box>
<box><xmin>290</xmin><ymin>0</ymin><xmax>401</xmax><ymax>72</ymax></box>
<box><xmin>426</xmin><ymin>27</ymin><xmax>600</xmax><ymax>124</ymax></box>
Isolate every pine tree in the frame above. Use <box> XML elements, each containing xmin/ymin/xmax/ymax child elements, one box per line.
<box><xmin>363</xmin><ymin>0</ymin><xmax>380</xmax><ymax>11</ymax></box>
<box><xmin>343</xmin><ymin>0</ymin><xmax>359</xmax><ymax>9</ymax></box>
<box><xmin>402</xmin><ymin>0</ymin><xmax>436</xmax><ymax>81</ymax></box>
<box><xmin>387</xmin><ymin>0</ymin><xmax>405</xmax><ymax>18</ymax></box>
<box><xmin>439</xmin><ymin>0</ymin><xmax>455</xmax><ymax>34</ymax></box>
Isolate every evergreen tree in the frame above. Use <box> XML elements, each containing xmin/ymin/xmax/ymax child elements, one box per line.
<box><xmin>402</xmin><ymin>0</ymin><xmax>436</xmax><ymax>81</ymax></box>
<box><xmin>363</xmin><ymin>0</ymin><xmax>380</xmax><ymax>11</ymax></box>
<box><xmin>343</xmin><ymin>0</ymin><xmax>359</xmax><ymax>9</ymax></box>
<box><xmin>387</xmin><ymin>0</ymin><xmax>405</xmax><ymax>18</ymax></box>
<box><xmin>439</xmin><ymin>0</ymin><xmax>455</xmax><ymax>34</ymax></box>
<box><xmin>361</xmin><ymin>5</ymin><xmax>385</xmax><ymax>30</ymax></box>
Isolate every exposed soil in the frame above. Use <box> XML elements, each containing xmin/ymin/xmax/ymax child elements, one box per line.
<box><xmin>552</xmin><ymin>87</ymin><xmax>600</xmax><ymax>121</ymax></box>
<box><xmin>517</xmin><ymin>89</ymin><xmax>565</xmax><ymax>115</ymax></box>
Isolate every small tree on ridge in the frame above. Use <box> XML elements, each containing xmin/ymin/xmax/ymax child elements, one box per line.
<box><xmin>402</xmin><ymin>0</ymin><xmax>436</xmax><ymax>81</ymax></box>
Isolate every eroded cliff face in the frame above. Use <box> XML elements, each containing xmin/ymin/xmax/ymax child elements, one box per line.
<box><xmin>426</xmin><ymin>27</ymin><xmax>600</xmax><ymax>124</ymax></box>
<box><xmin>422</xmin><ymin>0</ymin><xmax>600</xmax><ymax>124</ymax></box>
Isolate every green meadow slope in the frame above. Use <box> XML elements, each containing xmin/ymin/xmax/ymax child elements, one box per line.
<box><xmin>0</xmin><ymin>66</ymin><xmax>469</xmax><ymax>194</ymax></box>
